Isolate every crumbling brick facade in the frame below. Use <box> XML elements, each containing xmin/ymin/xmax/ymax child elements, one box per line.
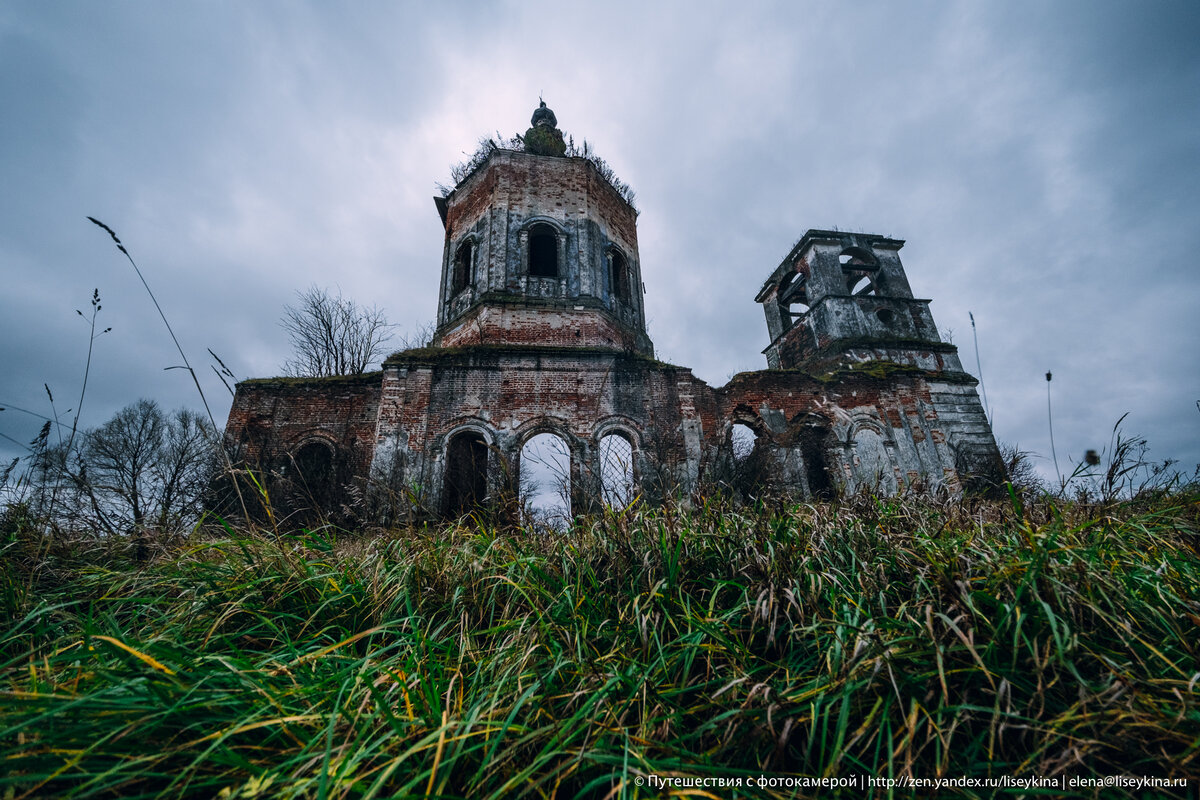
<box><xmin>225</xmin><ymin>104</ymin><xmax>1004</xmax><ymax>519</ymax></box>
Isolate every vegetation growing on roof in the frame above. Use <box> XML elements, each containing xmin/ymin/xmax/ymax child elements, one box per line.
<box><xmin>237</xmin><ymin>371</ymin><xmax>383</xmax><ymax>387</ymax></box>
<box><xmin>438</xmin><ymin>133</ymin><xmax>638</xmax><ymax>212</ymax></box>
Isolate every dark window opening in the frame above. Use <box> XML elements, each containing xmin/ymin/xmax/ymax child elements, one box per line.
<box><xmin>294</xmin><ymin>441</ymin><xmax>334</xmax><ymax>487</ymax></box>
<box><xmin>528</xmin><ymin>224</ymin><xmax>558</xmax><ymax>277</ymax></box>
<box><xmin>444</xmin><ymin>431</ymin><xmax>488</xmax><ymax>516</ymax></box>
<box><xmin>452</xmin><ymin>241</ymin><xmax>473</xmax><ymax>295</ymax></box>
<box><xmin>610</xmin><ymin>251</ymin><xmax>629</xmax><ymax>301</ymax></box>
<box><xmin>291</xmin><ymin>440</ymin><xmax>336</xmax><ymax>513</ymax></box>
<box><xmin>799</xmin><ymin>429</ymin><xmax>836</xmax><ymax>500</ymax></box>
<box><xmin>875</xmin><ymin>308</ymin><xmax>895</xmax><ymax>325</ymax></box>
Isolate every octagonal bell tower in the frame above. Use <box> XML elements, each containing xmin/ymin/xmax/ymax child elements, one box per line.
<box><xmin>430</xmin><ymin>102</ymin><xmax>653</xmax><ymax>356</ymax></box>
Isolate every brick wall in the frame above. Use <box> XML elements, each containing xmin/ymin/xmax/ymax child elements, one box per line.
<box><xmin>437</xmin><ymin>304</ymin><xmax>651</xmax><ymax>352</ymax></box>
<box><xmin>225</xmin><ymin>373</ymin><xmax>382</xmax><ymax>475</ymax></box>
<box><xmin>225</xmin><ymin>348</ymin><xmax>1004</xmax><ymax>519</ymax></box>
<box><xmin>435</xmin><ymin>151</ymin><xmax>649</xmax><ymax>354</ymax></box>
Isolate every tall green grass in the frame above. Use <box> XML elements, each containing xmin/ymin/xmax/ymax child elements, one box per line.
<box><xmin>2</xmin><ymin>493</ymin><xmax>1198</xmax><ymax>798</ymax></box>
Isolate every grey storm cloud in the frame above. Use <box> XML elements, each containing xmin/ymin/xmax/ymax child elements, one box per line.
<box><xmin>2</xmin><ymin>1</ymin><xmax>1198</xmax><ymax>486</ymax></box>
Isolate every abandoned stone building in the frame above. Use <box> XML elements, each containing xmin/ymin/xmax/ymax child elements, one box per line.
<box><xmin>224</xmin><ymin>102</ymin><xmax>1003</xmax><ymax>518</ymax></box>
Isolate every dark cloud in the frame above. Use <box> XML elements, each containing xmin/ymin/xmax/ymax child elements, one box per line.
<box><xmin>2</xmin><ymin>1</ymin><xmax>1197</xmax><ymax>486</ymax></box>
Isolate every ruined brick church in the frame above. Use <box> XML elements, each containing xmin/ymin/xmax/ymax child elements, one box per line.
<box><xmin>225</xmin><ymin>102</ymin><xmax>1003</xmax><ymax>518</ymax></box>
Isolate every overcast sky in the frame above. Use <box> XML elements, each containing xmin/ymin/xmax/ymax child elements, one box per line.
<box><xmin>2</xmin><ymin>1</ymin><xmax>1198</xmax><ymax>488</ymax></box>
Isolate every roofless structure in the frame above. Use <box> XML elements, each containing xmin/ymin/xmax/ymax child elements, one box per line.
<box><xmin>225</xmin><ymin>102</ymin><xmax>1003</xmax><ymax>519</ymax></box>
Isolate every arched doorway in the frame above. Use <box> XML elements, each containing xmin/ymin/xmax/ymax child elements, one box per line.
<box><xmin>797</xmin><ymin>423</ymin><xmax>836</xmax><ymax>500</ymax></box>
<box><xmin>286</xmin><ymin>439</ymin><xmax>338</xmax><ymax>520</ymax></box>
<box><xmin>294</xmin><ymin>441</ymin><xmax>334</xmax><ymax>486</ymax></box>
<box><xmin>520</xmin><ymin>432</ymin><xmax>571</xmax><ymax>530</ymax></box>
<box><xmin>599</xmin><ymin>432</ymin><xmax>635</xmax><ymax>508</ymax></box>
<box><xmin>443</xmin><ymin>430</ymin><xmax>489</xmax><ymax>516</ymax></box>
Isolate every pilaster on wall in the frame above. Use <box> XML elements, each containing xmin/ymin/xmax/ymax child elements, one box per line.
<box><xmin>371</xmin><ymin>364</ymin><xmax>436</xmax><ymax>507</ymax></box>
<box><xmin>924</xmin><ymin>379</ymin><xmax>1006</xmax><ymax>489</ymax></box>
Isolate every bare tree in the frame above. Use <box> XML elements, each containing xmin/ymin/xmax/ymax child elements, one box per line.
<box><xmin>599</xmin><ymin>433</ymin><xmax>635</xmax><ymax>509</ymax></box>
<box><xmin>83</xmin><ymin>400</ymin><xmax>164</xmax><ymax>531</ymax></box>
<box><xmin>81</xmin><ymin>400</ymin><xmax>218</xmax><ymax>548</ymax></box>
<box><xmin>394</xmin><ymin>320</ymin><xmax>437</xmax><ymax>352</ymax></box>
<box><xmin>153</xmin><ymin>407</ymin><xmax>221</xmax><ymax>530</ymax></box>
<box><xmin>519</xmin><ymin>433</ymin><xmax>572</xmax><ymax>532</ymax></box>
<box><xmin>281</xmin><ymin>286</ymin><xmax>393</xmax><ymax>377</ymax></box>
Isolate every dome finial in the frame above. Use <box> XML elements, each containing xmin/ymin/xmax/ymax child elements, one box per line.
<box><xmin>531</xmin><ymin>99</ymin><xmax>557</xmax><ymax>129</ymax></box>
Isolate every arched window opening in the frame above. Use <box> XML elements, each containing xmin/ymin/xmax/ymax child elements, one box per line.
<box><xmin>294</xmin><ymin>441</ymin><xmax>333</xmax><ymax>484</ymax></box>
<box><xmin>726</xmin><ymin>422</ymin><xmax>768</xmax><ymax>502</ymax></box>
<box><xmin>520</xmin><ymin>432</ymin><xmax>571</xmax><ymax>530</ymax></box>
<box><xmin>838</xmin><ymin>247</ymin><xmax>877</xmax><ymax>268</ymax></box>
<box><xmin>609</xmin><ymin>251</ymin><xmax>629</xmax><ymax>301</ymax></box>
<box><xmin>452</xmin><ymin>241</ymin><xmax>473</xmax><ymax>295</ymax></box>
<box><xmin>777</xmin><ymin>270</ymin><xmax>810</xmax><ymax>325</ymax></box>
<box><xmin>444</xmin><ymin>431</ymin><xmax>489</xmax><ymax>516</ymax></box>
<box><xmin>528</xmin><ymin>224</ymin><xmax>559</xmax><ymax>277</ymax></box>
<box><xmin>845</xmin><ymin>272</ymin><xmax>882</xmax><ymax>297</ymax></box>
<box><xmin>731</xmin><ymin>423</ymin><xmax>758</xmax><ymax>462</ymax></box>
<box><xmin>840</xmin><ymin>247</ymin><xmax>884</xmax><ymax>297</ymax></box>
<box><xmin>599</xmin><ymin>432</ymin><xmax>634</xmax><ymax>508</ymax></box>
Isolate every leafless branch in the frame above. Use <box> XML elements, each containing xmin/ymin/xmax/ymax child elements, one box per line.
<box><xmin>281</xmin><ymin>286</ymin><xmax>394</xmax><ymax>377</ymax></box>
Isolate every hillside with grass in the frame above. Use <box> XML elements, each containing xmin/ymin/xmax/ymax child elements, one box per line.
<box><xmin>3</xmin><ymin>490</ymin><xmax>1198</xmax><ymax>798</ymax></box>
